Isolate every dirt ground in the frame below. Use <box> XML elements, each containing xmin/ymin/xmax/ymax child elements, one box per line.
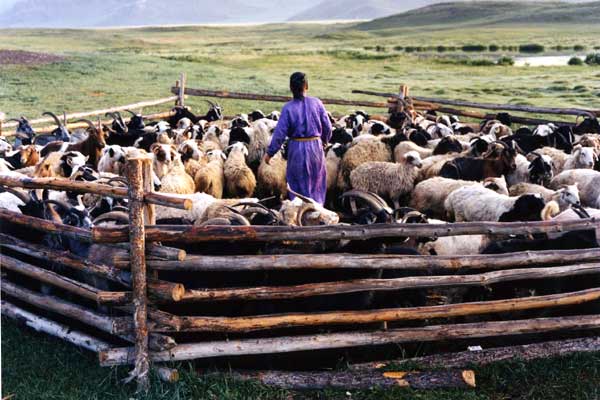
<box><xmin>0</xmin><ymin>49</ymin><xmax>66</xmax><ymax>65</ymax></box>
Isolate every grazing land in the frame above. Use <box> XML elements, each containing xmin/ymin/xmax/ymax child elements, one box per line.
<box><xmin>1</xmin><ymin>12</ymin><xmax>600</xmax><ymax>399</ymax></box>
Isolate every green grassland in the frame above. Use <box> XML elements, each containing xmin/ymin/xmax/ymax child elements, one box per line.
<box><xmin>1</xmin><ymin>18</ymin><xmax>600</xmax><ymax>399</ymax></box>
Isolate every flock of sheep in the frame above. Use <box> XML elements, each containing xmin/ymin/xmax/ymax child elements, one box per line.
<box><xmin>1</xmin><ymin>103</ymin><xmax>600</xmax><ymax>257</ymax></box>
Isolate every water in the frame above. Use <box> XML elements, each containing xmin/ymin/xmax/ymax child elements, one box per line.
<box><xmin>514</xmin><ymin>55</ymin><xmax>583</xmax><ymax>67</ymax></box>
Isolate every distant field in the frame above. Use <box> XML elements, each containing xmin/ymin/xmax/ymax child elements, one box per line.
<box><xmin>1</xmin><ymin>22</ymin><xmax>599</xmax><ymax>122</ymax></box>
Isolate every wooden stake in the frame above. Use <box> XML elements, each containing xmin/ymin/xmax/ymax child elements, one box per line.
<box><xmin>126</xmin><ymin>158</ymin><xmax>150</xmax><ymax>392</ymax></box>
<box><xmin>178</xmin><ymin>73</ymin><xmax>186</xmax><ymax>108</ymax></box>
<box><xmin>1</xmin><ymin>300</ymin><xmax>111</xmax><ymax>353</ymax></box>
<box><xmin>99</xmin><ymin>314</ymin><xmax>600</xmax><ymax>365</ymax></box>
<box><xmin>229</xmin><ymin>369</ymin><xmax>476</xmax><ymax>390</ymax></box>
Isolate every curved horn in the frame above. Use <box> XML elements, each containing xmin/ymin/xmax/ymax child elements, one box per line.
<box><xmin>340</xmin><ymin>189</ymin><xmax>391</xmax><ymax>214</ymax></box>
<box><xmin>43</xmin><ymin>199</ymin><xmax>72</xmax><ymax>213</ymax></box>
<box><xmin>204</xmin><ymin>99</ymin><xmax>217</xmax><ymax>108</ymax></box>
<box><xmin>287</xmin><ymin>184</ymin><xmax>314</xmax><ymax>204</ymax></box>
<box><xmin>6</xmin><ymin>118</ymin><xmax>22</xmax><ymax>123</ymax></box>
<box><xmin>296</xmin><ymin>202</ymin><xmax>318</xmax><ymax>227</ymax></box>
<box><xmin>105</xmin><ymin>112</ymin><xmax>117</xmax><ymax>119</ymax></box>
<box><xmin>106</xmin><ymin>176</ymin><xmax>129</xmax><ymax>186</ymax></box>
<box><xmin>93</xmin><ymin>211</ymin><xmax>129</xmax><ymax>225</ymax></box>
<box><xmin>222</xmin><ymin>206</ymin><xmax>252</xmax><ymax>226</ymax></box>
<box><xmin>0</xmin><ymin>186</ymin><xmax>31</xmax><ymax>204</ymax></box>
<box><xmin>198</xmin><ymin>217</ymin><xmax>232</xmax><ymax>226</ymax></box>
<box><xmin>124</xmin><ymin>109</ymin><xmax>140</xmax><ymax>117</ymax></box>
<box><xmin>42</xmin><ymin>112</ymin><xmax>63</xmax><ymax>128</ymax></box>
<box><xmin>73</xmin><ymin>119</ymin><xmax>96</xmax><ymax>131</ymax></box>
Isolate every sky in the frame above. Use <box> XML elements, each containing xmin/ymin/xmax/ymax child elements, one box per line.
<box><xmin>0</xmin><ymin>0</ymin><xmax>18</xmax><ymax>13</ymax></box>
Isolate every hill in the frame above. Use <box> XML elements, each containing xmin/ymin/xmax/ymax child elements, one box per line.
<box><xmin>288</xmin><ymin>0</ymin><xmax>434</xmax><ymax>21</ymax></box>
<box><xmin>355</xmin><ymin>1</ymin><xmax>600</xmax><ymax>30</ymax></box>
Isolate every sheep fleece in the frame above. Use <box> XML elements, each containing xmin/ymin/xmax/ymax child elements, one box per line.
<box><xmin>350</xmin><ymin>161</ymin><xmax>419</xmax><ymax>200</ymax></box>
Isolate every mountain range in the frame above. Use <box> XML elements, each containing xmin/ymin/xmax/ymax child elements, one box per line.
<box><xmin>0</xmin><ymin>0</ymin><xmax>594</xmax><ymax>28</ymax></box>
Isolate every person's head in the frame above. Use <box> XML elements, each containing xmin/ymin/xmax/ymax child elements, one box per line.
<box><xmin>290</xmin><ymin>72</ymin><xmax>308</xmax><ymax>99</ymax></box>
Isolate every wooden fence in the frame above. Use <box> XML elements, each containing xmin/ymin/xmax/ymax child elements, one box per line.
<box><xmin>1</xmin><ymin>76</ymin><xmax>600</xmax><ymax>392</ymax></box>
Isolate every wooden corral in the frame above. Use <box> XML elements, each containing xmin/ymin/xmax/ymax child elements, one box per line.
<box><xmin>1</xmin><ymin>77</ymin><xmax>599</xmax><ymax>393</ymax></box>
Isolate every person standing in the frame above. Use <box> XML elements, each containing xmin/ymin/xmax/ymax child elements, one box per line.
<box><xmin>264</xmin><ymin>72</ymin><xmax>332</xmax><ymax>205</ymax></box>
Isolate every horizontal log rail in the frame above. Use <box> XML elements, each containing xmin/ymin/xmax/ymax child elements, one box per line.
<box><xmin>174</xmin><ymin>263</ymin><xmax>600</xmax><ymax>303</ymax></box>
<box><xmin>1</xmin><ymin>300</ymin><xmax>111</xmax><ymax>353</ymax></box>
<box><xmin>3</xmin><ymin>96</ymin><xmax>178</xmax><ymax>131</ymax></box>
<box><xmin>353</xmin><ymin>89</ymin><xmax>599</xmax><ymax>118</ymax></box>
<box><xmin>0</xmin><ymin>209</ymin><xmax>92</xmax><ymax>242</ymax></box>
<box><xmin>155</xmin><ymin>287</ymin><xmax>600</xmax><ymax>333</ymax></box>
<box><xmin>92</xmin><ymin>218</ymin><xmax>600</xmax><ymax>243</ymax></box>
<box><xmin>171</xmin><ymin>87</ymin><xmax>389</xmax><ymax>109</ymax></box>
<box><xmin>148</xmin><ymin>248</ymin><xmax>600</xmax><ymax>271</ymax></box>
<box><xmin>99</xmin><ymin>314</ymin><xmax>600</xmax><ymax>365</ymax></box>
<box><xmin>0</xmin><ymin>255</ymin><xmax>130</xmax><ymax>304</ymax></box>
<box><xmin>1</xmin><ymin>280</ymin><xmax>131</xmax><ymax>335</ymax></box>
<box><xmin>0</xmin><ymin>175</ymin><xmax>192</xmax><ymax>210</ymax></box>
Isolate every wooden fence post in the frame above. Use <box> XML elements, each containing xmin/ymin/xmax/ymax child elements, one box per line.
<box><xmin>126</xmin><ymin>158</ymin><xmax>150</xmax><ymax>392</ymax></box>
<box><xmin>142</xmin><ymin>157</ymin><xmax>158</xmax><ymax>279</ymax></box>
<box><xmin>178</xmin><ymin>72</ymin><xmax>186</xmax><ymax>108</ymax></box>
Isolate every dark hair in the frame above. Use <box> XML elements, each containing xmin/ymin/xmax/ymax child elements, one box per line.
<box><xmin>290</xmin><ymin>72</ymin><xmax>307</xmax><ymax>99</ymax></box>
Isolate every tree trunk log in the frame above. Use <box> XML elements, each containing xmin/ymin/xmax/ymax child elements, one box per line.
<box><xmin>92</xmin><ymin>218</ymin><xmax>600</xmax><ymax>244</ymax></box>
<box><xmin>0</xmin><ymin>209</ymin><xmax>92</xmax><ymax>242</ymax></box>
<box><xmin>99</xmin><ymin>314</ymin><xmax>600</xmax><ymax>365</ymax></box>
<box><xmin>1</xmin><ymin>300</ymin><xmax>111</xmax><ymax>352</ymax></box>
<box><xmin>0</xmin><ymin>254</ymin><xmax>130</xmax><ymax>304</ymax></box>
<box><xmin>174</xmin><ymin>263</ymin><xmax>600</xmax><ymax>303</ymax></box>
<box><xmin>126</xmin><ymin>157</ymin><xmax>150</xmax><ymax>392</ymax></box>
<box><xmin>153</xmin><ymin>287</ymin><xmax>600</xmax><ymax>333</ymax></box>
<box><xmin>229</xmin><ymin>369</ymin><xmax>476</xmax><ymax>390</ymax></box>
<box><xmin>111</xmin><ymin>243</ymin><xmax>186</xmax><ymax>261</ymax></box>
<box><xmin>350</xmin><ymin>336</ymin><xmax>600</xmax><ymax>370</ymax></box>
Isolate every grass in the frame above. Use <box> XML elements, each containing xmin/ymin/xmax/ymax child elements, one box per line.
<box><xmin>1</xmin><ymin>20</ymin><xmax>600</xmax><ymax>399</ymax></box>
<box><xmin>2</xmin><ymin>319</ymin><xmax>600</xmax><ymax>399</ymax></box>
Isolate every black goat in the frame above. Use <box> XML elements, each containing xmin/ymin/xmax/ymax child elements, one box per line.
<box><xmin>440</xmin><ymin>146</ymin><xmax>517</xmax><ymax>181</ymax></box>
<box><xmin>6</xmin><ymin>116</ymin><xmax>35</xmax><ymax>147</ymax></box>
<box><xmin>433</xmin><ymin>136</ymin><xmax>463</xmax><ymax>155</ymax></box>
<box><xmin>33</xmin><ymin>112</ymin><xmax>70</xmax><ymax>146</ymax></box>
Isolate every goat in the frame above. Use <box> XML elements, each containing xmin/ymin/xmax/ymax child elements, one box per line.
<box><xmin>439</xmin><ymin>145</ymin><xmax>517</xmax><ymax>181</ymax></box>
<box><xmin>40</xmin><ymin>119</ymin><xmax>107</xmax><ymax>168</ymax></box>
<box><xmin>33</xmin><ymin>112</ymin><xmax>70</xmax><ymax>146</ymax></box>
<box><xmin>6</xmin><ymin>116</ymin><xmax>35</xmax><ymax>147</ymax></box>
<box><xmin>2</xmin><ymin>145</ymin><xmax>40</xmax><ymax>169</ymax></box>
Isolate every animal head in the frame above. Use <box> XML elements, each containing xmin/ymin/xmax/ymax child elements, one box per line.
<box><xmin>330</xmin><ymin>127</ymin><xmax>353</xmax><ymax>146</ymax></box>
<box><xmin>469</xmin><ymin>137</ymin><xmax>491</xmax><ymax>157</ymax></box>
<box><xmin>105</xmin><ymin>112</ymin><xmax>128</xmax><ymax>134</ymax></box>
<box><xmin>176</xmin><ymin>118</ymin><xmax>192</xmax><ymax>130</ymax></box>
<box><xmin>483</xmin><ymin>176</ymin><xmax>508</xmax><ymax>195</ymax></box>
<box><xmin>178</xmin><ymin>140</ymin><xmax>204</xmax><ymax>163</ymax></box>
<box><xmin>326</xmin><ymin>143</ymin><xmax>348</xmax><ymax>159</ymax></box>
<box><xmin>550</xmin><ymin>126</ymin><xmax>574</xmax><ymax>153</ymax></box>
<box><xmin>18</xmin><ymin>145</ymin><xmax>40</xmax><ymax>167</ymax></box>
<box><xmin>203</xmin><ymin>101</ymin><xmax>223</xmax><ymax>122</ymax></box>
<box><xmin>572</xmin><ymin>145</ymin><xmax>596</xmax><ymax>168</ymax></box>
<box><xmin>267</xmin><ymin>111</ymin><xmax>280</xmax><ymax>121</ymax></box>
<box><xmin>102</xmin><ymin>145</ymin><xmax>126</xmax><ymax>163</ymax></box>
<box><xmin>574</xmin><ymin>117</ymin><xmax>600</xmax><ymax>135</ymax></box>
<box><xmin>499</xmin><ymin>194</ymin><xmax>545</xmax><ymax>222</ymax></box>
<box><xmin>228</xmin><ymin>126</ymin><xmax>253</xmax><ymax>146</ymax></box>
<box><xmin>346</xmin><ymin>112</ymin><xmax>368</xmax><ymax>136</ymax></box>
<box><xmin>150</xmin><ymin>143</ymin><xmax>176</xmax><ymax>164</ymax></box>
<box><xmin>368</xmin><ymin>121</ymin><xmax>391</xmax><ymax>136</ymax></box>
<box><xmin>125</xmin><ymin>110</ymin><xmax>145</xmax><ymax>130</ymax></box>
<box><xmin>427</xmin><ymin>123</ymin><xmax>454</xmax><ymax>138</ymax></box>
<box><xmin>61</xmin><ymin>151</ymin><xmax>89</xmax><ymax>178</ymax></box>
<box><xmin>433</xmin><ymin>136</ymin><xmax>463</xmax><ymax>155</ymax></box>
<box><xmin>42</xmin><ymin>112</ymin><xmax>70</xmax><ymax>141</ymax></box>
<box><xmin>408</xmin><ymin>128</ymin><xmax>431</xmax><ymax>147</ymax></box>
<box><xmin>8</xmin><ymin>116</ymin><xmax>35</xmax><ymax>144</ymax></box>
<box><xmin>557</xmin><ymin>184</ymin><xmax>580</xmax><ymax>207</ymax></box>
<box><xmin>404</xmin><ymin>151</ymin><xmax>423</xmax><ymax>168</ymax></box>
<box><xmin>527</xmin><ymin>153</ymin><xmax>554</xmax><ymax>185</ymax></box>
<box><xmin>231</xmin><ymin>115</ymin><xmax>250</xmax><ymax>129</ymax></box>
<box><xmin>452</xmin><ymin>123</ymin><xmax>475</xmax><ymax>135</ymax></box>
<box><xmin>387</xmin><ymin>110</ymin><xmax>412</xmax><ymax>130</ymax></box>
<box><xmin>248</xmin><ymin>110</ymin><xmax>266</xmax><ymax>122</ymax></box>
<box><xmin>207</xmin><ymin>149</ymin><xmax>227</xmax><ymax>163</ymax></box>
<box><xmin>226</xmin><ymin>141</ymin><xmax>249</xmax><ymax>158</ymax></box>
<box><xmin>282</xmin><ymin>186</ymin><xmax>339</xmax><ymax>227</ymax></box>
<box><xmin>534</xmin><ymin>124</ymin><xmax>558</xmax><ymax>137</ymax></box>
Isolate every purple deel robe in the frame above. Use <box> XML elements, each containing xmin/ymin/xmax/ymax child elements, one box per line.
<box><xmin>267</xmin><ymin>96</ymin><xmax>332</xmax><ymax>205</ymax></box>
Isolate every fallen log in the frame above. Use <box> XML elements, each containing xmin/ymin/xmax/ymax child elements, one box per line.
<box><xmin>229</xmin><ymin>369</ymin><xmax>476</xmax><ymax>390</ymax></box>
<box><xmin>155</xmin><ymin>287</ymin><xmax>600</xmax><ymax>333</ymax></box>
<box><xmin>1</xmin><ymin>279</ymin><xmax>131</xmax><ymax>335</ymax></box>
<box><xmin>171</xmin><ymin>87</ymin><xmax>388</xmax><ymax>109</ymax></box>
<box><xmin>1</xmin><ymin>300</ymin><xmax>111</xmax><ymax>352</ymax></box>
<box><xmin>350</xmin><ymin>336</ymin><xmax>600</xmax><ymax>370</ymax></box>
<box><xmin>0</xmin><ymin>175</ymin><xmax>191</xmax><ymax>210</ymax></box>
<box><xmin>174</xmin><ymin>263</ymin><xmax>600</xmax><ymax>303</ymax></box>
<box><xmin>92</xmin><ymin>218</ymin><xmax>600</xmax><ymax>244</ymax></box>
<box><xmin>148</xmin><ymin>248</ymin><xmax>600</xmax><ymax>272</ymax></box>
<box><xmin>100</xmin><ymin>314</ymin><xmax>600</xmax><ymax>365</ymax></box>
<box><xmin>353</xmin><ymin>89</ymin><xmax>598</xmax><ymax>118</ymax></box>
<box><xmin>0</xmin><ymin>254</ymin><xmax>130</xmax><ymax>304</ymax></box>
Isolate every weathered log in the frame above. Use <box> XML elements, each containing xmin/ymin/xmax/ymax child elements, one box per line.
<box><xmin>1</xmin><ymin>300</ymin><xmax>111</xmax><ymax>352</ymax></box>
<box><xmin>149</xmin><ymin>248</ymin><xmax>600</xmax><ymax>272</ymax></box>
<box><xmin>229</xmin><ymin>369</ymin><xmax>476</xmax><ymax>390</ymax></box>
<box><xmin>0</xmin><ymin>234</ymin><xmax>179</xmax><ymax>301</ymax></box>
<box><xmin>92</xmin><ymin>218</ymin><xmax>600</xmax><ymax>244</ymax></box>
<box><xmin>112</xmin><ymin>243</ymin><xmax>186</xmax><ymax>261</ymax></box>
<box><xmin>157</xmin><ymin>367</ymin><xmax>180</xmax><ymax>383</ymax></box>
<box><xmin>154</xmin><ymin>287</ymin><xmax>600</xmax><ymax>333</ymax></box>
<box><xmin>1</xmin><ymin>280</ymin><xmax>131</xmax><ymax>335</ymax></box>
<box><xmin>175</xmin><ymin>263</ymin><xmax>600</xmax><ymax>303</ymax></box>
<box><xmin>3</xmin><ymin>96</ymin><xmax>178</xmax><ymax>130</ymax></box>
<box><xmin>353</xmin><ymin>89</ymin><xmax>598</xmax><ymax>118</ymax></box>
<box><xmin>0</xmin><ymin>209</ymin><xmax>92</xmax><ymax>242</ymax></box>
<box><xmin>171</xmin><ymin>87</ymin><xmax>388</xmax><ymax>109</ymax></box>
<box><xmin>350</xmin><ymin>336</ymin><xmax>600</xmax><ymax>370</ymax></box>
<box><xmin>0</xmin><ymin>254</ymin><xmax>130</xmax><ymax>304</ymax></box>
<box><xmin>125</xmin><ymin>158</ymin><xmax>150</xmax><ymax>392</ymax></box>
<box><xmin>0</xmin><ymin>175</ymin><xmax>191</xmax><ymax>210</ymax></box>
<box><xmin>99</xmin><ymin>314</ymin><xmax>600</xmax><ymax>365</ymax></box>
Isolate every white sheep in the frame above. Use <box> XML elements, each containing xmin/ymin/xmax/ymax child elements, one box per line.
<box><xmin>537</xmin><ymin>145</ymin><xmax>596</xmax><ymax>173</ymax></box>
<box><xmin>350</xmin><ymin>151</ymin><xmax>422</xmax><ymax>209</ymax></box>
<box><xmin>509</xmin><ymin>183</ymin><xmax>580</xmax><ymax>212</ymax></box>
<box><xmin>394</xmin><ymin>141</ymin><xmax>432</xmax><ymax>163</ymax></box>
<box><xmin>337</xmin><ymin>136</ymin><xmax>392</xmax><ymax>192</ymax></box>
<box><xmin>257</xmin><ymin>151</ymin><xmax>287</xmax><ymax>198</ymax></box>
<box><xmin>550</xmin><ymin>169</ymin><xmax>600</xmax><ymax>208</ymax></box>
<box><xmin>150</xmin><ymin>143</ymin><xmax>195</xmax><ymax>194</ymax></box>
<box><xmin>224</xmin><ymin>142</ymin><xmax>256</xmax><ymax>198</ymax></box>
<box><xmin>98</xmin><ymin>145</ymin><xmax>126</xmax><ymax>175</ymax></box>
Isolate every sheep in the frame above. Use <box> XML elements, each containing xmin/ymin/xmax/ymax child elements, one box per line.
<box><xmin>537</xmin><ymin>145</ymin><xmax>596</xmax><ymax>173</ymax></box>
<box><xmin>418</xmin><ymin>220</ymin><xmax>490</xmax><ymax>255</ymax></box>
<box><xmin>444</xmin><ymin>185</ymin><xmax>547</xmax><ymax>222</ymax></box>
<box><xmin>509</xmin><ymin>183</ymin><xmax>580</xmax><ymax>212</ymax></box>
<box><xmin>257</xmin><ymin>150</ymin><xmax>287</xmax><ymax>199</ymax></box>
<box><xmin>506</xmin><ymin>153</ymin><xmax>554</xmax><ymax>187</ymax></box>
<box><xmin>336</xmin><ymin>134</ymin><xmax>399</xmax><ymax>192</ymax></box>
<box><xmin>153</xmin><ymin>192</ymin><xmax>254</xmax><ymax>223</ymax></box>
<box><xmin>98</xmin><ymin>145</ymin><xmax>126</xmax><ymax>175</ymax></box>
<box><xmin>0</xmin><ymin>137</ymin><xmax>13</xmax><ymax>156</ymax></box>
<box><xmin>350</xmin><ymin>151</ymin><xmax>422</xmax><ymax>209</ymax></box>
<box><xmin>410</xmin><ymin>176</ymin><xmax>508</xmax><ymax>218</ymax></box>
<box><xmin>325</xmin><ymin>143</ymin><xmax>347</xmax><ymax>203</ymax></box>
<box><xmin>279</xmin><ymin>187</ymin><xmax>339</xmax><ymax>226</ymax></box>
<box><xmin>417</xmin><ymin>153</ymin><xmax>459</xmax><ymax>181</ymax></box>
<box><xmin>224</xmin><ymin>142</ymin><xmax>256</xmax><ymax>198</ymax></box>
<box><xmin>150</xmin><ymin>143</ymin><xmax>195</xmax><ymax>194</ymax></box>
<box><xmin>194</xmin><ymin>149</ymin><xmax>226</xmax><ymax>198</ymax></box>
<box><xmin>2</xmin><ymin>145</ymin><xmax>40</xmax><ymax>169</ymax></box>
<box><xmin>247</xmin><ymin>119</ymin><xmax>272</xmax><ymax>169</ymax></box>
<box><xmin>394</xmin><ymin>141</ymin><xmax>432</xmax><ymax>163</ymax></box>
<box><xmin>550</xmin><ymin>169</ymin><xmax>600</xmax><ymax>208</ymax></box>
<box><xmin>177</xmin><ymin>139</ymin><xmax>207</xmax><ymax>180</ymax></box>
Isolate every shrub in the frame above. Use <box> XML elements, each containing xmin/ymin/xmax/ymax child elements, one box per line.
<box><xmin>436</xmin><ymin>45</ymin><xmax>447</xmax><ymax>52</ymax></box>
<box><xmin>497</xmin><ymin>56</ymin><xmax>515</xmax><ymax>66</ymax></box>
<box><xmin>375</xmin><ymin>45</ymin><xmax>386</xmax><ymax>52</ymax></box>
<box><xmin>393</xmin><ymin>46</ymin><xmax>403</xmax><ymax>51</ymax></box>
<box><xmin>489</xmin><ymin>44</ymin><xmax>499</xmax><ymax>52</ymax></box>
<box><xmin>462</xmin><ymin>44</ymin><xmax>487</xmax><ymax>52</ymax></box>
<box><xmin>568</xmin><ymin>57</ymin><xmax>584</xmax><ymax>66</ymax></box>
<box><xmin>585</xmin><ymin>53</ymin><xmax>600</xmax><ymax>65</ymax></box>
<box><xmin>574</xmin><ymin>45</ymin><xmax>585</xmax><ymax>51</ymax></box>
<box><xmin>519</xmin><ymin>44</ymin><xmax>545</xmax><ymax>53</ymax></box>
<box><xmin>405</xmin><ymin>46</ymin><xmax>416</xmax><ymax>53</ymax></box>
